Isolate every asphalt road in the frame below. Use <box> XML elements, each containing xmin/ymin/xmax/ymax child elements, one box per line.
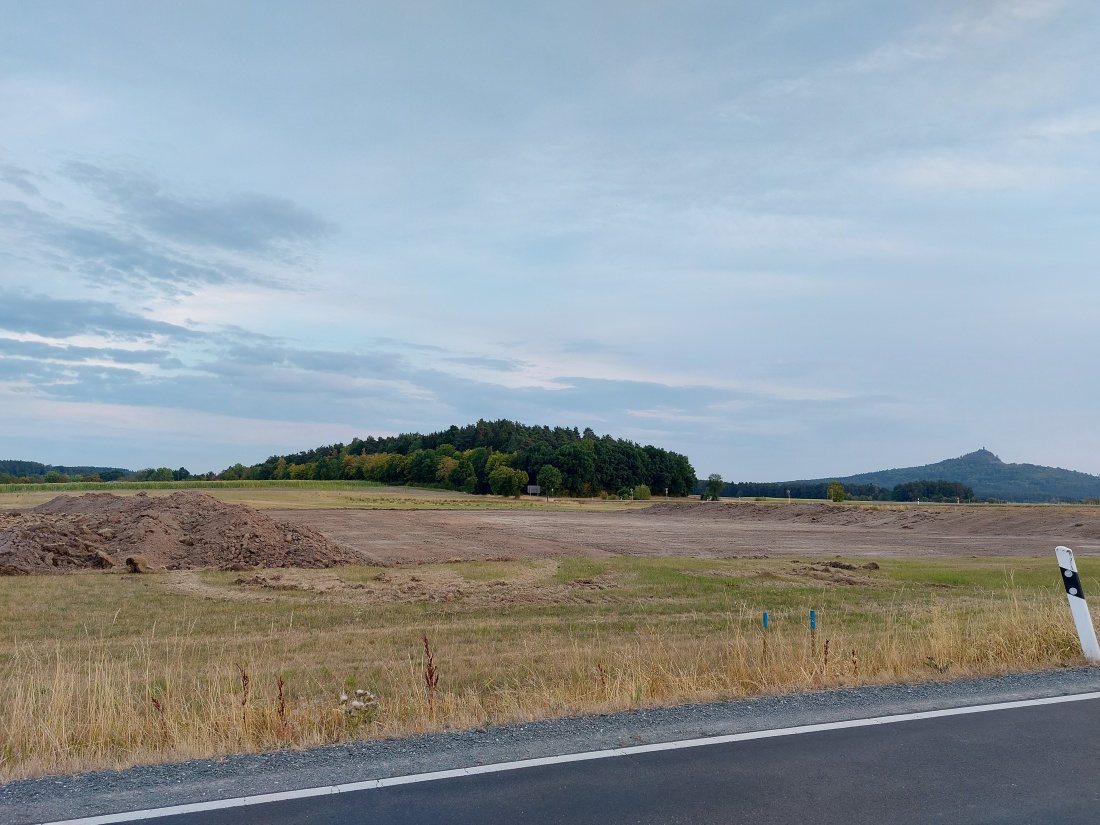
<box><xmin>142</xmin><ymin>697</ymin><xmax>1100</xmax><ymax>825</ymax></box>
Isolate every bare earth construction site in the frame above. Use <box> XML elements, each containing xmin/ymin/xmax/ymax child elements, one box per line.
<box><xmin>267</xmin><ymin>499</ymin><xmax>1100</xmax><ymax>564</ymax></box>
<box><xmin>1</xmin><ymin>487</ymin><xmax>1098</xmax><ymax>783</ymax></box>
<box><xmin>6</xmin><ymin>490</ymin><xmax>1100</xmax><ymax>573</ymax></box>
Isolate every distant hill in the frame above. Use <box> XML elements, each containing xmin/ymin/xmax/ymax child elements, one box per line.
<box><xmin>809</xmin><ymin>449</ymin><xmax>1100</xmax><ymax>503</ymax></box>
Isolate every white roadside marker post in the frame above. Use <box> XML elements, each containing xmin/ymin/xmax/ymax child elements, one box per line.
<box><xmin>1056</xmin><ymin>545</ymin><xmax>1100</xmax><ymax>662</ymax></box>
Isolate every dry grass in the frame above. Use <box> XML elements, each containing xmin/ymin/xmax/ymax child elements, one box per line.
<box><xmin>1</xmin><ymin>555</ymin><xmax>1095</xmax><ymax>781</ymax></box>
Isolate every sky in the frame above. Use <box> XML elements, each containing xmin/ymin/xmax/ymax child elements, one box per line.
<box><xmin>1</xmin><ymin>0</ymin><xmax>1099</xmax><ymax>480</ymax></box>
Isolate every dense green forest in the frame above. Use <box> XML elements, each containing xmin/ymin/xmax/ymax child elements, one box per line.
<box><xmin>889</xmin><ymin>480</ymin><xmax>976</xmax><ymax>502</ymax></box>
<box><xmin>0</xmin><ymin>460</ymin><xmax>129</xmax><ymax>484</ymax></box>
<box><xmin>717</xmin><ymin>479</ymin><xmax>977</xmax><ymax>503</ymax></box>
<box><xmin>225</xmin><ymin>420</ymin><xmax>697</xmax><ymax>497</ymax></box>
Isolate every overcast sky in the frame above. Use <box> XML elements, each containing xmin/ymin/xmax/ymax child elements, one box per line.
<box><xmin>2</xmin><ymin>0</ymin><xmax>1098</xmax><ymax>479</ymax></box>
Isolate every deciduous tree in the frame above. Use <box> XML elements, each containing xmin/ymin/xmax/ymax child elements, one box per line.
<box><xmin>536</xmin><ymin>465</ymin><xmax>563</xmax><ymax>497</ymax></box>
<box><xmin>704</xmin><ymin>473</ymin><xmax>723</xmax><ymax>501</ymax></box>
<box><xmin>488</xmin><ymin>465</ymin><xmax>527</xmax><ymax>497</ymax></box>
<box><xmin>828</xmin><ymin>481</ymin><xmax>846</xmax><ymax>502</ymax></box>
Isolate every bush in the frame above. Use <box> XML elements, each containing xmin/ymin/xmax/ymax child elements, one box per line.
<box><xmin>633</xmin><ymin>485</ymin><xmax>652</xmax><ymax>500</ymax></box>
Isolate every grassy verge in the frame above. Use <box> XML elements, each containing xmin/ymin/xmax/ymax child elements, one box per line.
<box><xmin>1</xmin><ymin>555</ymin><xmax>1095</xmax><ymax>781</ymax></box>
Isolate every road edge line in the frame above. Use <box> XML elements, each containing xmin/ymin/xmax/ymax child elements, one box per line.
<box><xmin>39</xmin><ymin>690</ymin><xmax>1100</xmax><ymax>825</ymax></box>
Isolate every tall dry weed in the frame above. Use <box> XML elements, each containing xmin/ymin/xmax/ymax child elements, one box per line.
<box><xmin>0</xmin><ymin>588</ymin><xmax>1090</xmax><ymax>781</ymax></box>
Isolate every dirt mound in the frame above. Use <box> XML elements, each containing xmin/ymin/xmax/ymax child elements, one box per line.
<box><xmin>0</xmin><ymin>491</ymin><xmax>362</xmax><ymax>575</ymax></box>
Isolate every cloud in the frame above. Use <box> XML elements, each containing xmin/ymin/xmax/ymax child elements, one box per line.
<box><xmin>0</xmin><ymin>79</ymin><xmax>96</xmax><ymax>143</ymax></box>
<box><xmin>0</xmin><ymin>162</ymin><xmax>40</xmax><ymax>196</ymax></box>
<box><xmin>1019</xmin><ymin>109</ymin><xmax>1100</xmax><ymax>142</ymax></box>
<box><xmin>0</xmin><ymin>357</ymin><xmax>146</xmax><ymax>389</ymax></box>
<box><xmin>0</xmin><ymin>305</ymin><xmax>937</xmax><ymax>480</ymax></box>
<box><xmin>854</xmin><ymin>0</ymin><xmax>1066</xmax><ymax>73</ymax></box>
<box><xmin>366</xmin><ymin>337</ymin><xmax>448</xmax><ymax>353</ymax></box>
<box><xmin>1</xmin><ymin>2</ymin><xmax>1097</xmax><ymax>483</ymax></box>
<box><xmin>0</xmin><ymin>337</ymin><xmax>182</xmax><ymax>367</ymax></box>
<box><xmin>63</xmin><ymin>161</ymin><xmax>336</xmax><ymax>257</ymax></box>
<box><xmin>0</xmin><ymin>289</ymin><xmax>194</xmax><ymax>340</ymax></box>
<box><xmin>0</xmin><ymin>161</ymin><xmax>337</xmax><ymax>296</ymax></box>
<box><xmin>0</xmin><ymin>199</ymin><xmax>254</xmax><ymax>293</ymax></box>
<box><xmin>0</xmin><ymin>389</ymin><xmax>365</xmax><ymax>471</ymax></box>
<box><xmin>560</xmin><ymin>339</ymin><xmax>625</xmax><ymax>355</ymax></box>
<box><xmin>443</xmin><ymin>355</ymin><xmax>527</xmax><ymax>371</ymax></box>
<box><xmin>885</xmin><ymin>155</ymin><xmax>1052</xmax><ymax>191</ymax></box>
<box><xmin>626</xmin><ymin>407</ymin><xmax>717</xmax><ymax>425</ymax></box>
<box><xmin>207</xmin><ymin>341</ymin><xmax>413</xmax><ymax>379</ymax></box>
<box><xmin>684</xmin><ymin>207</ymin><xmax>913</xmax><ymax>258</ymax></box>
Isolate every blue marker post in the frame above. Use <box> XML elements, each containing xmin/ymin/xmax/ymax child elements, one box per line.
<box><xmin>810</xmin><ymin>609</ymin><xmax>817</xmax><ymax>656</ymax></box>
<box><xmin>762</xmin><ymin>611</ymin><xmax>769</xmax><ymax>659</ymax></box>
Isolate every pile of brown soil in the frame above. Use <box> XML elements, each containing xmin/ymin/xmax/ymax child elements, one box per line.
<box><xmin>0</xmin><ymin>491</ymin><xmax>362</xmax><ymax>575</ymax></box>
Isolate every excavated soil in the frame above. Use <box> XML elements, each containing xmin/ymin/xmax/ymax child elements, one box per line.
<box><xmin>0</xmin><ymin>492</ymin><xmax>362</xmax><ymax>575</ymax></box>
<box><xmin>4</xmin><ymin>496</ymin><xmax>1098</xmax><ymax>575</ymax></box>
<box><xmin>265</xmin><ymin>500</ymin><xmax>1100</xmax><ymax>565</ymax></box>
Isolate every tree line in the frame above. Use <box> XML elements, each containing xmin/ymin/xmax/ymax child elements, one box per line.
<box><xmin>712</xmin><ymin>478</ymin><xmax>978</xmax><ymax>503</ymax></box>
<box><xmin>230</xmin><ymin>420</ymin><xmax>697</xmax><ymax>497</ymax></box>
<box><xmin>0</xmin><ymin>460</ymin><xmax>129</xmax><ymax>484</ymax></box>
<box><xmin>0</xmin><ymin>420</ymin><xmax>696</xmax><ymax>497</ymax></box>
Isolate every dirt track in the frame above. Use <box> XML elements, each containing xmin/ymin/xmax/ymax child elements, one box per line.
<box><xmin>268</xmin><ymin>501</ymin><xmax>1100</xmax><ymax>565</ymax></box>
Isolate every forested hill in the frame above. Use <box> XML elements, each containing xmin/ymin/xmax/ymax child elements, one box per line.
<box><xmin>805</xmin><ymin>449</ymin><xmax>1100</xmax><ymax>502</ymax></box>
<box><xmin>234</xmin><ymin>420</ymin><xmax>697</xmax><ymax>497</ymax></box>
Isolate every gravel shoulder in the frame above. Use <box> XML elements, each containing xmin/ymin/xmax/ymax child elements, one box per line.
<box><xmin>5</xmin><ymin>667</ymin><xmax>1099</xmax><ymax>825</ymax></box>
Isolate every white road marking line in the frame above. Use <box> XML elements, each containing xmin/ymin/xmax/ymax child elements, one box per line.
<box><xmin>40</xmin><ymin>691</ymin><xmax>1100</xmax><ymax>825</ymax></box>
